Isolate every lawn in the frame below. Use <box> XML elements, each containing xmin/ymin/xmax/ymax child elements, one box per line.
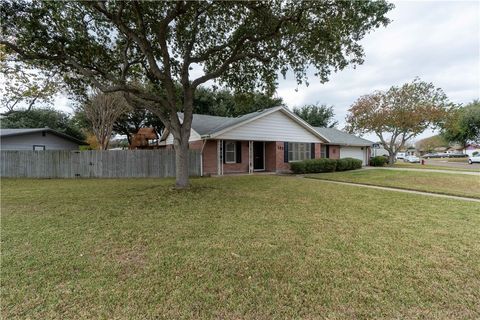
<box><xmin>306</xmin><ymin>169</ymin><xmax>480</xmax><ymax>199</ymax></box>
<box><xmin>2</xmin><ymin>176</ymin><xmax>480</xmax><ymax>319</ymax></box>
<box><xmin>393</xmin><ymin>162</ymin><xmax>479</xmax><ymax>172</ymax></box>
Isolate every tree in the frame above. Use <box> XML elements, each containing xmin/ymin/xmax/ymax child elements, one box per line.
<box><xmin>415</xmin><ymin>135</ymin><xmax>448</xmax><ymax>154</ymax></box>
<box><xmin>194</xmin><ymin>87</ymin><xmax>284</xmax><ymax>117</ymax></box>
<box><xmin>1</xmin><ymin>1</ymin><xmax>393</xmax><ymax>187</ymax></box>
<box><xmin>346</xmin><ymin>79</ymin><xmax>451</xmax><ymax>165</ymax></box>
<box><xmin>80</xmin><ymin>90</ymin><xmax>130</xmax><ymax>150</ymax></box>
<box><xmin>293</xmin><ymin>103</ymin><xmax>338</xmax><ymax>127</ymax></box>
<box><xmin>0</xmin><ymin>107</ymin><xmax>85</xmax><ymax>140</ymax></box>
<box><xmin>441</xmin><ymin>100</ymin><xmax>480</xmax><ymax>146</ymax></box>
<box><xmin>0</xmin><ymin>53</ymin><xmax>64</xmax><ymax>116</ymax></box>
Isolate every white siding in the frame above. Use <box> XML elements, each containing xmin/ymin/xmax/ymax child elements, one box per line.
<box><xmin>0</xmin><ymin>132</ymin><xmax>80</xmax><ymax>150</ymax></box>
<box><xmin>340</xmin><ymin>146</ymin><xmax>367</xmax><ymax>165</ymax></box>
<box><xmin>215</xmin><ymin>110</ymin><xmax>321</xmax><ymax>142</ymax></box>
<box><xmin>165</xmin><ymin>129</ymin><xmax>202</xmax><ymax>145</ymax></box>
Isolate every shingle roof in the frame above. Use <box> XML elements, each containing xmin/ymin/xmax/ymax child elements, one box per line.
<box><xmin>0</xmin><ymin>128</ymin><xmax>85</xmax><ymax>144</ymax></box>
<box><xmin>313</xmin><ymin>127</ymin><xmax>373</xmax><ymax>146</ymax></box>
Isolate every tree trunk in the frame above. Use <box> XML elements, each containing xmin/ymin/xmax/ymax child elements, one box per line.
<box><xmin>174</xmin><ymin>137</ymin><xmax>190</xmax><ymax>188</ymax></box>
<box><xmin>388</xmin><ymin>152</ymin><xmax>396</xmax><ymax>166</ymax></box>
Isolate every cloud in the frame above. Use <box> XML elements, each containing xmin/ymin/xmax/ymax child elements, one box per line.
<box><xmin>276</xmin><ymin>0</ymin><xmax>480</xmax><ymax>141</ymax></box>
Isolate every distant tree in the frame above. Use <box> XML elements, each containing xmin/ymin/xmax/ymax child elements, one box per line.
<box><xmin>441</xmin><ymin>100</ymin><xmax>480</xmax><ymax>146</ymax></box>
<box><xmin>293</xmin><ymin>103</ymin><xmax>338</xmax><ymax>127</ymax></box>
<box><xmin>0</xmin><ymin>107</ymin><xmax>84</xmax><ymax>140</ymax></box>
<box><xmin>1</xmin><ymin>0</ymin><xmax>394</xmax><ymax>188</ymax></box>
<box><xmin>194</xmin><ymin>88</ymin><xmax>284</xmax><ymax>117</ymax></box>
<box><xmin>80</xmin><ymin>90</ymin><xmax>130</xmax><ymax>150</ymax></box>
<box><xmin>346</xmin><ymin>79</ymin><xmax>451</xmax><ymax>165</ymax></box>
<box><xmin>415</xmin><ymin>135</ymin><xmax>449</xmax><ymax>153</ymax></box>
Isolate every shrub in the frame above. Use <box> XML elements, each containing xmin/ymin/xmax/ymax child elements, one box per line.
<box><xmin>290</xmin><ymin>161</ymin><xmax>307</xmax><ymax>174</ymax></box>
<box><xmin>336</xmin><ymin>158</ymin><xmax>350</xmax><ymax>171</ymax></box>
<box><xmin>369</xmin><ymin>156</ymin><xmax>387</xmax><ymax>167</ymax></box>
<box><xmin>290</xmin><ymin>157</ymin><xmax>363</xmax><ymax>174</ymax></box>
<box><xmin>345</xmin><ymin>157</ymin><xmax>363</xmax><ymax>170</ymax></box>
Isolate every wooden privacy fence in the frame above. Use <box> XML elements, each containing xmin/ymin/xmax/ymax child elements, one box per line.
<box><xmin>0</xmin><ymin>149</ymin><xmax>201</xmax><ymax>178</ymax></box>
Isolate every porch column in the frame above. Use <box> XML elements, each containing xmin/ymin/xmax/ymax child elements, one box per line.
<box><xmin>248</xmin><ymin>141</ymin><xmax>253</xmax><ymax>174</ymax></box>
<box><xmin>217</xmin><ymin>140</ymin><xmax>224</xmax><ymax>175</ymax></box>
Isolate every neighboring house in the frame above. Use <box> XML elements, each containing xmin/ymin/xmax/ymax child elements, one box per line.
<box><xmin>129</xmin><ymin>127</ymin><xmax>160</xmax><ymax>149</ymax></box>
<box><xmin>159</xmin><ymin>106</ymin><xmax>373</xmax><ymax>175</ymax></box>
<box><xmin>465</xmin><ymin>144</ymin><xmax>480</xmax><ymax>157</ymax></box>
<box><xmin>0</xmin><ymin>128</ymin><xmax>85</xmax><ymax>150</ymax></box>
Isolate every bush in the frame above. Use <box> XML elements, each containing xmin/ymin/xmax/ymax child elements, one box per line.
<box><xmin>290</xmin><ymin>161</ymin><xmax>307</xmax><ymax>174</ymax></box>
<box><xmin>290</xmin><ymin>157</ymin><xmax>361</xmax><ymax>174</ymax></box>
<box><xmin>369</xmin><ymin>156</ymin><xmax>387</xmax><ymax>167</ymax></box>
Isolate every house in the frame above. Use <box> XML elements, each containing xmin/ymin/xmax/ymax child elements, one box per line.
<box><xmin>465</xmin><ymin>144</ymin><xmax>480</xmax><ymax>157</ymax></box>
<box><xmin>0</xmin><ymin>128</ymin><xmax>85</xmax><ymax>150</ymax></box>
<box><xmin>129</xmin><ymin>127</ymin><xmax>160</xmax><ymax>149</ymax></box>
<box><xmin>159</xmin><ymin>106</ymin><xmax>373</xmax><ymax>175</ymax></box>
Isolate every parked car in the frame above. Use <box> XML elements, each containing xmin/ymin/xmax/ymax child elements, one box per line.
<box><xmin>422</xmin><ymin>152</ymin><xmax>448</xmax><ymax>159</ymax></box>
<box><xmin>468</xmin><ymin>154</ymin><xmax>480</xmax><ymax>164</ymax></box>
<box><xmin>396</xmin><ymin>152</ymin><xmax>406</xmax><ymax>160</ymax></box>
<box><xmin>404</xmin><ymin>155</ymin><xmax>420</xmax><ymax>163</ymax></box>
<box><xmin>448</xmin><ymin>152</ymin><xmax>468</xmax><ymax>158</ymax></box>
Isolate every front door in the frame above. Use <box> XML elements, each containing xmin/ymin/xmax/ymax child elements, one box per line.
<box><xmin>253</xmin><ymin>142</ymin><xmax>265</xmax><ymax>171</ymax></box>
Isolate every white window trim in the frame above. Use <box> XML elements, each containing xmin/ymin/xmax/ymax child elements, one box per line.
<box><xmin>225</xmin><ymin>141</ymin><xmax>237</xmax><ymax>164</ymax></box>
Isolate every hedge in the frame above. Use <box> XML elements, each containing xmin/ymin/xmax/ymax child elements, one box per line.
<box><xmin>369</xmin><ymin>156</ymin><xmax>388</xmax><ymax>167</ymax></box>
<box><xmin>290</xmin><ymin>157</ymin><xmax>362</xmax><ymax>174</ymax></box>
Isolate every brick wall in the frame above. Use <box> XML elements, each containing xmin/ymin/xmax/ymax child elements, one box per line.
<box><xmin>202</xmin><ymin>140</ymin><xmax>218</xmax><ymax>175</ymax></box>
<box><xmin>223</xmin><ymin>141</ymin><xmax>249</xmax><ymax>174</ymax></box>
<box><xmin>328</xmin><ymin>145</ymin><xmax>340</xmax><ymax>159</ymax></box>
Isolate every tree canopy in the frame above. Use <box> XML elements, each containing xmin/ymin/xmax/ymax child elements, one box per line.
<box><xmin>346</xmin><ymin>78</ymin><xmax>452</xmax><ymax>164</ymax></box>
<box><xmin>441</xmin><ymin>100</ymin><xmax>480</xmax><ymax>146</ymax></box>
<box><xmin>293</xmin><ymin>104</ymin><xmax>338</xmax><ymax>127</ymax></box>
<box><xmin>1</xmin><ymin>0</ymin><xmax>394</xmax><ymax>187</ymax></box>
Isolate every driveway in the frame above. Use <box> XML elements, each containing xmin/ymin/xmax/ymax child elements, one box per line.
<box><xmin>363</xmin><ymin>166</ymin><xmax>480</xmax><ymax>176</ymax></box>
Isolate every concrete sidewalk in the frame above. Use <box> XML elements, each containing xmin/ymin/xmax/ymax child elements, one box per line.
<box><xmin>362</xmin><ymin>167</ymin><xmax>480</xmax><ymax>176</ymax></box>
<box><xmin>307</xmin><ymin>178</ymin><xmax>480</xmax><ymax>202</ymax></box>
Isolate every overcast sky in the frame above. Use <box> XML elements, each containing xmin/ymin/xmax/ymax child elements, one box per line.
<box><xmin>53</xmin><ymin>0</ymin><xmax>479</xmax><ymax>141</ymax></box>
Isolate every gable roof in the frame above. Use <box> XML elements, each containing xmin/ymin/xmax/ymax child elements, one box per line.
<box><xmin>313</xmin><ymin>127</ymin><xmax>373</xmax><ymax>146</ymax></box>
<box><xmin>173</xmin><ymin>106</ymin><xmax>329</xmax><ymax>142</ymax></box>
<box><xmin>0</xmin><ymin>128</ymin><xmax>85</xmax><ymax>145</ymax></box>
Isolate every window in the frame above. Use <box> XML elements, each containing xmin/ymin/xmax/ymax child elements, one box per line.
<box><xmin>225</xmin><ymin>141</ymin><xmax>236</xmax><ymax>163</ymax></box>
<box><xmin>321</xmin><ymin>145</ymin><xmax>327</xmax><ymax>158</ymax></box>
<box><xmin>288</xmin><ymin>143</ymin><xmax>311</xmax><ymax>162</ymax></box>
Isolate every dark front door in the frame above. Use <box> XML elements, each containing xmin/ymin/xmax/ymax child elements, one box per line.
<box><xmin>253</xmin><ymin>142</ymin><xmax>264</xmax><ymax>170</ymax></box>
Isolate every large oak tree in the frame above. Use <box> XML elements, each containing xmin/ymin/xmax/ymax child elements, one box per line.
<box><xmin>1</xmin><ymin>0</ymin><xmax>393</xmax><ymax>187</ymax></box>
<box><xmin>346</xmin><ymin>79</ymin><xmax>452</xmax><ymax>165</ymax></box>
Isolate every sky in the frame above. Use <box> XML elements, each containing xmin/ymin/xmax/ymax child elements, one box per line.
<box><xmin>51</xmin><ymin>0</ymin><xmax>479</xmax><ymax>142</ymax></box>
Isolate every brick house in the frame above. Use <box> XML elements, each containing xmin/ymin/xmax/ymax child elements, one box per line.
<box><xmin>159</xmin><ymin>106</ymin><xmax>372</xmax><ymax>176</ymax></box>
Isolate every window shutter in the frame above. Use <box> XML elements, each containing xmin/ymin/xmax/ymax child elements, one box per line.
<box><xmin>284</xmin><ymin>142</ymin><xmax>289</xmax><ymax>163</ymax></box>
<box><xmin>236</xmin><ymin>141</ymin><xmax>242</xmax><ymax>163</ymax></box>
<box><xmin>326</xmin><ymin>145</ymin><xmax>330</xmax><ymax>158</ymax></box>
<box><xmin>222</xmin><ymin>140</ymin><xmax>226</xmax><ymax>164</ymax></box>
<box><xmin>311</xmin><ymin>143</ymin><xmax>315</xmax><ymax>159</ymax></box>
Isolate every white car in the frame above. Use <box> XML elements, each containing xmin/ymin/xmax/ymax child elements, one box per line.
<box><xmin>396</xmin><ymin>152</ymin><xmax>406</xmax><ymax>160</ymax></box>
<box><xmin>404</xmin><ymin>155</ymin><xmax>420</xmax><ymax>163</ymax></box>
<box><xmin>468</xmin><ymin>154</ymin><xmax>480</xmax><ymax>164</ymax></box>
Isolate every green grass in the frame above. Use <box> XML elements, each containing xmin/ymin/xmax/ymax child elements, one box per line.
<box><xmin>2</xmin><ymin>176</ymin><xmax>480</xmax><ymax>319</ymax></box>
<box><xmin>393</xmin><ymin>162</ymin><xmax>479</xmax><ymax>172</ymax></box>
<box><xmin>307</xmin><ymin>169</ymin><xmax>480</xmax><ymax>199</ymax></box>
